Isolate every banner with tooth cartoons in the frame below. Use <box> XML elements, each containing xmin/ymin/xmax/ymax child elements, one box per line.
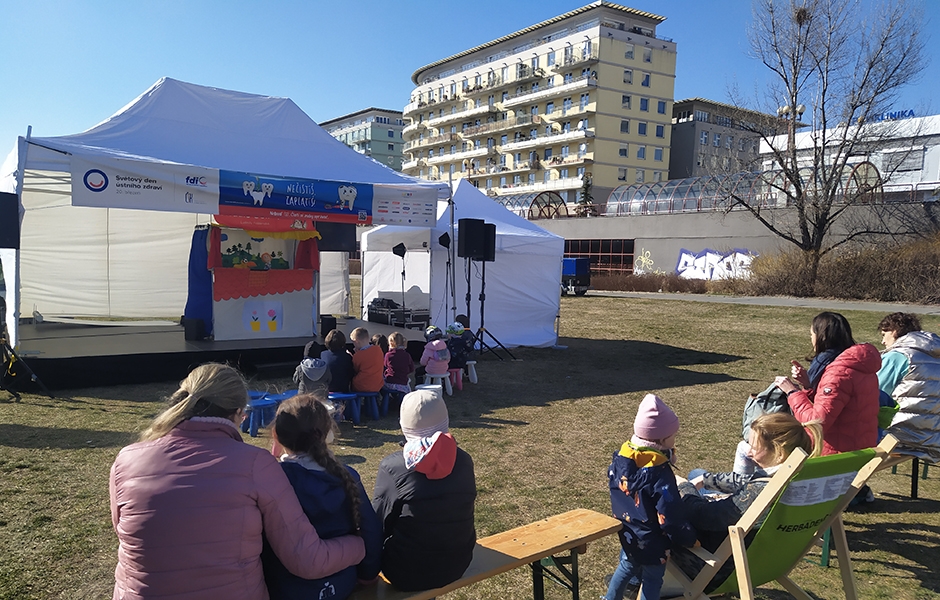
<box><xmin>69</xmin><ymin>156</ymin><xmax>439</xmax><ymax>227</ymax></box>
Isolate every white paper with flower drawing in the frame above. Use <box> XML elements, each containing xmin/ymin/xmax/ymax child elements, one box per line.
<box><xmin>213</xmin><ymin>293</ymin><xmax>312</xmax><ymax>340</ymax></box>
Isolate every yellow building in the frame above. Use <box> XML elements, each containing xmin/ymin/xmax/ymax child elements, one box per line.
<box><xmin>402</xmin><ymin>1</ymin><xmax>676</xmax><ymax>206</ymax></box>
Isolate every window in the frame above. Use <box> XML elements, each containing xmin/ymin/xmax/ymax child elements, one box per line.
<box><xmin>580</xmin><ymin>93</ymin><xmax>590</xmax><ymax>109</ymax></box>
<box><xmin>528</xmin><ymin>173</ymin><xmax>536</xmax><ymax>184</ymax></box>
<box><xmin>694</xmin><ymin>110</ymin><xmax>710</xmax><ymax>122</ymax></box>
<box><xmin>657</xmin><ymin>100</ymin><xmax>666</xmax><ymax>114</ymax></box>
<box><xmin>462</xmin><ymin>78</ymin><xmax>468</xmax><ymax>91</ymax></box>
<box><xmin>500</xmin><ymin>135</ymin><xmax>508</xmax><ymax>145</ymax></box>
<box><xmin>620</xmin><ymin>120</ymin><xmax>630</xmax><ymax>134</ymax></box>
<box><xmin>622</xmin><ymin>95</ymin><xmax>631</xmax><ymax>109</ymax></box>
<box><xmin>546</xmin><ymin>101</ymin><xmax>554</xmax><ymax>114</ymax></box>
<box><xmin>561</xmin><ymin>145</ymin><xmax>570</xmax><ymax>157</ymax></box>
<box><xmin>531</xmin><ymin>105</ymin><xmax>539</xmax><ymax>115</ymax></box>
<box><xmin>501</xmin><ymin>66</ymin><xmax>509</xmax><ymax>82</ymax></box>
<box><xmin>450</xmin><ymin>145</ymin><xmax>456</xmax><ymax>154</ymax></box>
<box><xmin>513</xmin><ymin>175</ymin><xmax>522</xmax><ymax>184</ymax></box>
<box><xmin>641</xmin><ymin>73</ymin><xmax>650</xmax><ymax>87</ymax></box>
<box><xmin>500</xmin><ymin>176</ymin><xmax>506</xmax><ymax>187</ymax></box>
<box><xmin>388</xmin><ymin>143</ymin><xmax>394</xmax><ymax>151</ymax></box>
<box><xmin>655</xmin><ymin>124</ymin><xmax>665</xmax><ymax>138</ymax></box>
<box><xmin>618</xmin><ymin>167</ymin><xmax>627</xmax><ymax>181</ymax></box>
<box><xmin>726</xmin><ymin>135</ymin><xmax>734</xmax><ymax>149</ymax></box>
<box><xmin>531</xmin><ymin>82</ymin><xmax>539</xmax><ymax>92</ymax></box>
<box><xmin>624</xmin><ymin>44</ymin><xmax>634</xmax><ymax>59</ymax></box>
<box><xmin>739</xmin><ymin>138</ymin><xmax>747</xmax><ymax>152</ymax></box>
<box><xmin>544</xmin><ymin>148</ymin><xmax>553</xmax><ymax>159</ymax></box>
<box><xmin>564</xmin><ymin>72</ymin><xmax>573</xmax><ymax>84</ymax></box>
<box><xmin>474</xmin><ymin>74</ymin><xmax>482</xmax><ymax>87</ymax></box>
<box><xmin>638</xmin><ymin>122</ymin><xmax>647</xmax><ymax>136</ymax></box>
<box><xmin>486</xmin><ymin>178</ymin><xmax>492</xmax><ymax>189</ymax></box>
<box><xmin>653</xmin><ymin>171</ymin><xmax>662</xmax><ymax>182</ymax></box>
<box><xmin>562</xmin><ymin>97</ymin><xmax>573</xmax><ymax>114</ymax></box>
<box><xmin>619</xmin><ymin>143</ymin><xmax>629</xmax><ymax>157</ymax></box>
<box><xmin>643</xmin><ymin>48</ymin><xmax>652</xmax><ymax>63</ymax></box>
<box><xmin>578</xmin><ymin>142</ymin><xmax>587</xmax><ymax>158</ymax></box>
<box><xmin>560</xmin><ymin>168</ymin><xmax>569</xmax><ymax>178</ymax></box>
<box><xmin>531</xmin><ymin>56</ymin><xmax>539</xmax><ymax>70</ymax></box>
<box><xmin>562</xmin><ymin>121</ymin><xmax>571</xmax><ymax>133</ymax></box>
<box><xmin>386</xmin><ymin>129</ymin><xmax>394</xmax><ymax>138</ymax></box>
<box><xmin>700</xmin><ymin>131</ymin><xmax>709</xmax><ymax>145</ymax></box>
<box><xmin>635</xmin><ymin>169</ymin><xmax>645</xmax><ymax>183</ymax></box>
<box><xmin>623</xmin><ymin>69</ymin><xmax>633</xmax><ymax>84</ymax></box>
<box><xmin>640</xmin><ymin>98</ymin><xmax>649</xmax><ymax>112</ymax></box>
<box><xmin>547</xmin><ymin>50</ymin><xmax>555</xmax><ymax>66</ymax></box>
<box><xmin>654</xmin><ymin>148</ymin><xmax>663</xmax><ymax>161</ymax></box>
<box><xmin>577</xmin><ymin>167</ymin><xmax>585</xmax><ymax>178</ymax></box>
<box><xmin>713</xmin><ymin>133</ymin><xmax>721</xmax><ymax>147</ymax></box>
<box><xmin>530</xmin><ymin>128</ymin><xmax>538</xmax><ymax>139</ymax></box>
<box><xmin>583</xmin><ymin>39</ymin><xmax>592</xmax><ymax>56</ymax></box>
<box><xmin>636</xmin><ymin>145</ymin><xmax>646</xmax><ymax>159</ymax></box>
<box><xmin>544</xmin><ymin>171</ymin><xmax>551</xmax><ymax>182</ymax></box>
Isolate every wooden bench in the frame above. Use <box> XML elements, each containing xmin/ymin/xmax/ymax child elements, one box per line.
<box><xmin>349</xmin><ymin>508</ymin><xmax>621</xmax><ymax>600</ymax></box>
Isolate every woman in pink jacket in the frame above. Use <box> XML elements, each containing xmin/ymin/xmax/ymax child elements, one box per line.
<box><xmin>774</xmin><ymin>312</ymin><xmax>881</xmax><ymax>456</ymax></box>
<box><xmin>109</xmin><ymin>363</ymin><xmax>365</xmax><ymax>600</ymax></box>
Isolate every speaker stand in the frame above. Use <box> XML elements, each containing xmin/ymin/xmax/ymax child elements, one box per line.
<box><xmin>472</xmin><ymin>259</ymin><xmax>516</xmax><ymax>361</ymax></box>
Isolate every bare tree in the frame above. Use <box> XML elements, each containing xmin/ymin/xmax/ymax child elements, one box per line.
<box><xmin>727</xmin><ymin>0</ymin><xmax>927</xmax><ymax>288</ymax></box>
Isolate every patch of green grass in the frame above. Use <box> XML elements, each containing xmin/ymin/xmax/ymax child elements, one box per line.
<box><xmin>1</xmin><ymin>296</ymin><xmax>938</xmax><ymax>598</ymax></box>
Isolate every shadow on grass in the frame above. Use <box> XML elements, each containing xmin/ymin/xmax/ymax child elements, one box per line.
<box><xmin>0</xmin><ymin>423</ymin><xmax>135</xmax><ymax>449</ymax></box>
<box><xmin>845</xmin><ymin>516</ymin><xmax>940</xmax><ymax>594</ymax></box>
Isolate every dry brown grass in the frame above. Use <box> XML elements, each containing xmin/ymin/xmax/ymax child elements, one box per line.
<box><xmin>1</xmin><ymin>295</ymin><xmax>938</xmax><ymax>599</ymax></box>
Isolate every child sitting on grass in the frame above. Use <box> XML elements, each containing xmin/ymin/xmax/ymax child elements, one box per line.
<box><xmin>605</xmin><ymin>393</ymin><xmax>696</xmax><ymax>600</ymax></box>
<box><xmin>351</xmin><ymin>327</ymin><xmax>384</xmax><ymax>394</ymax></box>
<box><xmin>263</xmin><ymin>394</ymin><xmax>383</xmax><ymax>600</ymax></box>
<box><xmin>384</xmin><ymin>331</ymin><xmax>414</xmax><ymax>396</ymax></box>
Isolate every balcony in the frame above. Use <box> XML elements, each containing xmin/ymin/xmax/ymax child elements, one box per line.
<box><xmin>501</xmin><ymin>74</ymin><xmax>597</xmax><ymax>109</ymax></box>
<box><xmin>549</xmin><ymin>50</ymin><xmax>599</xmax><ymax>72</ymax></box>
<box><xmin>402</xmin><ymin>120</ymin><xmax>429</xmax><ymax>136</ymax></box>
<box><xmin>462</xmin><ymin>114</ymin><xmax>544</xmax><ymax>138</ymax></box>
<box><xmin>490</xmin><ymin>176</ymin><xmax>584</xmax><ymax>196</ymax></box>
<box><xmin>426</xmin><ymin>102</ymin><xmax>501</xmax><ymax>129</ymax></box>
<box><xmin>499</xmin><ymin>127</ymin><xmax>594</xmax><ymax>152</ymax></box>
<box><xmin>404</xmin><ymin>132</ymin><xmax>461</xmax><ymax>151</ymax></box>
<box><xmin>426</xmin><ymin>146</ymin><xmax>492</xmax><ymax>166</ymax></box>
<box><xmin>543</xmin><ymin>152</ymin><xmax>594</xmax><ymax>168</ymax></box>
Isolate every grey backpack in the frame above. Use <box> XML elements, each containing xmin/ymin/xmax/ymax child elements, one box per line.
<box><xmin>742</xmin><ymin>382</ymin><xmax>791</xmax><ymax>441</ymax></box>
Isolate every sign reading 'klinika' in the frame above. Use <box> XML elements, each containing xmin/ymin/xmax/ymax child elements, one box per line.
<box><xmin>870</xmin><ymin>109</ymin><xmax>915</xmax><ymax>123</ymax></box>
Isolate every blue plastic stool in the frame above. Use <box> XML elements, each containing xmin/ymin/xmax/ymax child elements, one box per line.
<box><xmin>356</xmin><ymin>392</ymin><xmax>382</xmax><ymax>421</ymax></box>
<box><xmin>264</xmin><ymin>389</ymin><xmax>299</xmax><ymax>405</ymax></box>
<box><xmin>245</xmin><ymin>398</ymin><xmax>278</xmax><ymax>437</ymax></box>
<box><xmin>329</xmin><ymin>392</ymin><xmax>358</xmax><ymax>424</ymax></box>
<box><xmin>242</xmin><ymin>391</ymin><xmax>270</xmax><ymax>433</ymax></box>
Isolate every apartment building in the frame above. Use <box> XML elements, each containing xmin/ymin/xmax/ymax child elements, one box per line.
<box><xmin>320</xmin><ymin>108</ymin><xmax>406</xmax><ymax>171</ymax></box>
<box><xmin>401</xmin><ymin>1</ymin><xmax>677</xmax><ymax>205</ymax></box>
<box><xmin>669</xmin><ymin>98</ymin><xmax>777</xmax><ymax>179</ymax></box>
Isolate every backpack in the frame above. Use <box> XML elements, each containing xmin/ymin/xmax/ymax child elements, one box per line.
<box><xmin>742</xmin><ymin>382</ymin><xmax>791</xmax><ymax>441</ymax></box>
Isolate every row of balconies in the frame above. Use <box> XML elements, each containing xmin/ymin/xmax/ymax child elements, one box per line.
<box><xmin>488</xmin><ymin>176</ymin><xmax>585</xmax><ymax>195</ymax></box>
<box><xmin>403</xmin><ymin>132</ymin><xmax>462</xmax><ymax>152</ymax></box>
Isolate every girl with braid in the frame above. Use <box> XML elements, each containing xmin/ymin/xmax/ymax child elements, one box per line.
<box><xmin>262</xmin><ymin>394</ymin><xmax>383</xmax><ymax>600</ymax></box>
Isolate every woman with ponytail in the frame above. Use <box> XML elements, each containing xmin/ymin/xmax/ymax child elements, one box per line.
<box><xmin>669</xmin><ymin>413</ymin><xmax>824</xmax><ymax>593</ymax></box>
<box><xmin>109</xmin><ymin>363</ymin><xmax>365</xmax><ymax>600</ymax></box>
<box><xmin>262</xmin><ymin>394</ymin><xmax>382</xmax><ymax>600</ymax></box>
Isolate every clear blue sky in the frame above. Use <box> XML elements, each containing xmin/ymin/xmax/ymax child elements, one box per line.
<box><xmin>1</xmin><ymin>0</ymin><xmax>936</xmax><ymax>153</ymax></box>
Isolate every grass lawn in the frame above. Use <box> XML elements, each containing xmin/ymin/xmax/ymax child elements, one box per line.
<box><xmin>1</xmin><ymin>292</ymin><xmax>938</xmax><ymax>599</ymax></box>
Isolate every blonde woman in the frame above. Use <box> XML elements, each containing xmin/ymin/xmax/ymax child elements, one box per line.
<box><xmin>670</xmin><ymin>413</ymin><xmax>823</xmax><ymax>593</ymax></box>
<box><xmin>109</xmin><ymin>363</ymin><xmax>365</xmax><ymax>600</ymax></box>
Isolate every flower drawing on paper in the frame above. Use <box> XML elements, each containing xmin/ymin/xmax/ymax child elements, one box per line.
<box><xmin>251</xmin><ymin>311</ymin><xmax>259</xmax><ymax>322</ymax></box>
<box><xmin>268</xmin><ymin>309</ymin><xmax>277</xmax><ymax>322</ymax></box>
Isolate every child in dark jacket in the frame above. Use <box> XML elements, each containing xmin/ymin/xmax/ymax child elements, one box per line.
<box><xmin>605</xmin><ymin>394</ymin><xmax>696</xmax><ymax>600</ymax></box>
<box><xmin>445</xmin><ymin>321</ymin><xmax>474</xmax><ymax>371</ymax></box>
<box><xmin>322</xmin><ymin>330</ymin><xmax>354</xmax><ymax>394</ymax></box>
<box><xmin>263</xmin><ymin>394</ymin><xmax>383</xmax><ymax>600</ymax></box>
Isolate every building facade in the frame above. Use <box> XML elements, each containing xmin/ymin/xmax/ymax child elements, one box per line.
<box><xmin>669</xmin><ymin>98</ymin><xmax>775</xmax><ymax>179</ymax></box>
<box><xmin>320</xmin><ymin>108</ymin><xmax>406</xmax><ymax>171</ymax></box>
<box><xmin>401</xmin><ymin>1</ymin><xmax>677</xmax><ymax>205</ymax></box>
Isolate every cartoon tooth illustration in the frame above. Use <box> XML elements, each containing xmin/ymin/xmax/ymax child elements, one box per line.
<box><xmin>338</xmin><ymin>185</ymin><xmax>357</xmax><ymax>210</ymax></box>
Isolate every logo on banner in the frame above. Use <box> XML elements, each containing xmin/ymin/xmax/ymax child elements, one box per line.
<box><xmin>83</xmin><ymin>169</ymin><xmax>109</xmax><ymax>192</ymax></box>
<box><xmin>185</xmin><ymin>175</ymin><xmax>207</xmax><ymax>187</ymax></box>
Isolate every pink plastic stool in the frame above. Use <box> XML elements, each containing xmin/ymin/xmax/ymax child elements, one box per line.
<box><xmin>448</xmin><ymin>368</ymin><xmax>463</xmax><ymax>392</ymax></box>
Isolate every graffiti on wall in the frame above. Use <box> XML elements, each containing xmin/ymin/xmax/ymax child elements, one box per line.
<box><xmin>675</xmin><ymin>248</ymin><xmax>756</xmax><ymax>280</ymax></box>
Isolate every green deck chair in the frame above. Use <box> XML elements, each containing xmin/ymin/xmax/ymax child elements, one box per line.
<box><xmin>664</xmin><ymin>435</ymin><xmax>897</xmax><ymax>600</ymax></box>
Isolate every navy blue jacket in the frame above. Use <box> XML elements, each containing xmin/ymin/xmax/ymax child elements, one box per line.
<box><xmin>608</xmin><ymin>442</ymin><xmax>696</xmax><ymax>565</ymax></box>
<box><xmin>263</xmin><ymin>461</ymin><xmax>382</xmax><ymax>600</ymax></box>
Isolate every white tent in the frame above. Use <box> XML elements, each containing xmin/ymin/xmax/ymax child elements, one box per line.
<box><xmin>0</xmin><ymin>78</ymin><xmax>444</xmax><ymax>345</ymax></box>
<box><xmin>361</xmin><ymin>180</ymin><xmax>563</xmax><ymax>348</ymax></box>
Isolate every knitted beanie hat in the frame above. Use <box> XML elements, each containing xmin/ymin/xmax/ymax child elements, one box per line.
<box><xmin>633</xmin><ymin>393</ymin><xmax>679</xmax><ymax>441</ymax></box>
<box><xmin>400</xmin><ymin>389</ymin><xmax>449</xmax><ymax>441</ymax></box>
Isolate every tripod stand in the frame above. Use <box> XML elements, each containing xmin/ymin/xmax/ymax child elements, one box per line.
<box><xmin>467</xmin><ymin>259</ymin><xmax>515</xmax><ymax>361</ymax></box>
<box><xmin>0</xmin><ymin>300</ymin><xmax>53</xmax><ymax>401</ymax></box>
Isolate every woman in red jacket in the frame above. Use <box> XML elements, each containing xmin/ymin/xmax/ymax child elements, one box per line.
<box><xmin>109</xmin><ymin>363</ymin><xmax>365</xmax><ymax>600</ymax></box>
<box><xmin>774</xmin><ymin>312</ymin><xmax>881</xmax><ymax>456</ymax></box>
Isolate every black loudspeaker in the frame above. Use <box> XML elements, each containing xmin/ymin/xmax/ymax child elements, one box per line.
<box><xmin>482</xmin><ymin>223</ymin><xmax>496</xmax><ymax>262</ymax></box>
<box><xmin>0</xmin><ymin>192</ymin><xmax>19</xmax><ymax>249</ymax></box>
<box><xmin>457</xmin><ymin>218</ymin><xmax>486</xmax><ymax>259</ymax></box>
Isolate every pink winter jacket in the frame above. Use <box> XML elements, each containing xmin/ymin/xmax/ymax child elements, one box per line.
<box><xmin>109</xmin><ymin>419</ymin><xmax>365</xmax><ymax>600</ymax></box>
<box><xmin>420</xmin><ymin>339</ymin><xmax>451</xmax><ymax>376</ymax></box>
<box><xmin>787</xmin><ymin>343</ymin><xmax>882</xmax><ymax>456</ymax></box>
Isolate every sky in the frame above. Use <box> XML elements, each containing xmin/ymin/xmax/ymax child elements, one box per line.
<box><xmin>1</xmin><ymin>0</ymin><xmax>937</xmax><ymax>152</ymax></box>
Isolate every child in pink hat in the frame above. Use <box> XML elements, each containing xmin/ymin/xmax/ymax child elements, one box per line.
<box><xmin>604</xmin><ymin>394</ymin><xmax>696</xmax><ymax>600</ymax></box>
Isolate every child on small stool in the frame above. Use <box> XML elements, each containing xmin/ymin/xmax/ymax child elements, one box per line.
<box><xmin>604</xmin><ymin>394</ymin><xmax>696</xmax><ymax>600</ymax></box>
<box><xmin>445</xmin><ymin>322</ymin><xmax>473</xmax><ymax>391</ymax></box>
<box><xmin>351</xmin><ymin>327</ymin><xmax>384</xmax><ymax>395</ymax></box>
<box><xmin>421</xmin><ymin>326</ymin><xmax>451</xmax><ymax>384</ymax></box>
<box><xmin>384</xmin><ymin>331</ymin><xmax>414</xmax><ymax>405</ymax></box>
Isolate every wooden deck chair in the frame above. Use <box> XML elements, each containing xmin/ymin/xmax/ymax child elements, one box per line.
<box><xmin>664</xmin><ymin>435</ymin><xmax>897</xmax><ymax>600</ymax></box>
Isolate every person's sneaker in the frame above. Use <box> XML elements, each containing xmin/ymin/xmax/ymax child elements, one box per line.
<box><xmin>849</xmin><ymin>485</ymin><xmax>875</xmax><ymax>507</ymax></box>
